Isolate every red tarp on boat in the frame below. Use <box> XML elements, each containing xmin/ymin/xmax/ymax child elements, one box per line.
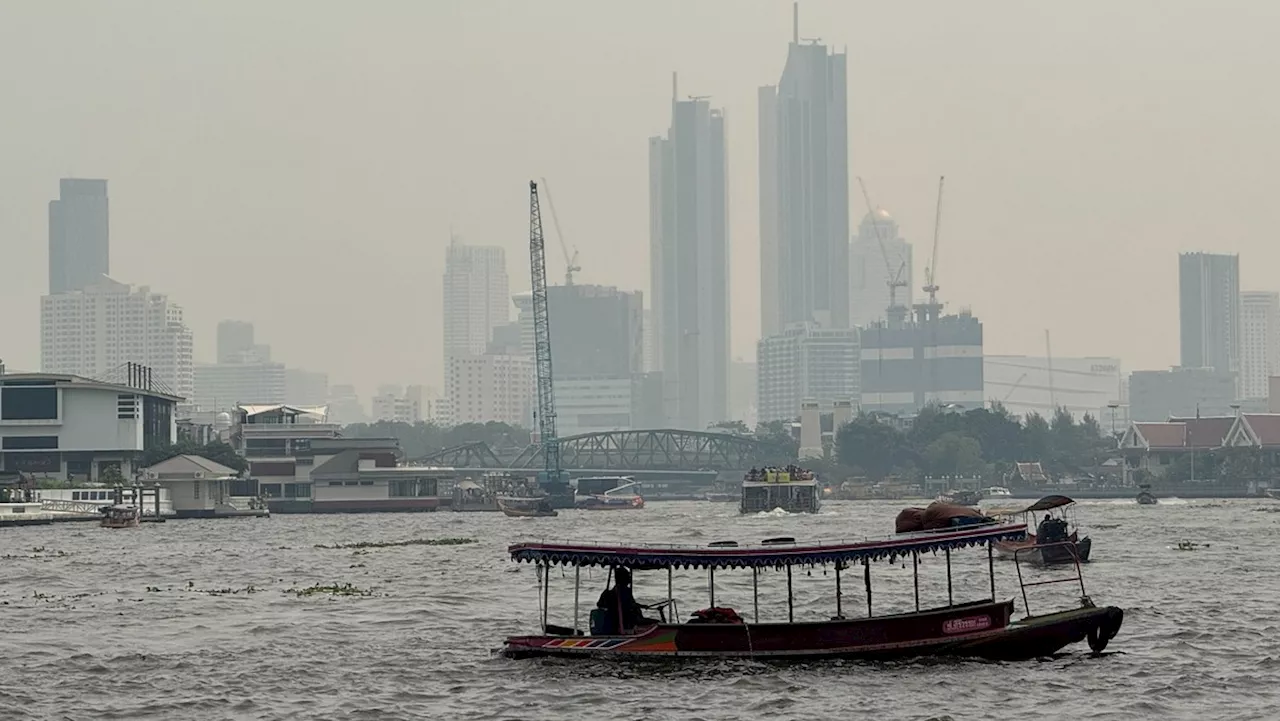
<box><xmin>896</xmin><ymin>507</ymin><xmax>926</xmax><ymax>533</ymax></box>
<box><xmin>896</xmin><ymin>502</ymin><xmax>988</xmax><ymax>533</ymax></box>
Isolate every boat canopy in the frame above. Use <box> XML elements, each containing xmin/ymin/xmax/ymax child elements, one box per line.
<box><xmin>1018</xmin><ymin>495</ymin><xmax>1076</xmax><ymax>514</ymax></box>
<box><xmin>508</xmin><ymin>522</ymin><xmax>1028</xmax><ymax>570</ymax></box>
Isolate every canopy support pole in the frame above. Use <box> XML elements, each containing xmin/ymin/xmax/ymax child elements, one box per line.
<box><xmin>752</xmin><ymin>567</ymin><xmax>760</xmax><ymax>622</ymax></box>
<box><xmin>667</xmin><ymin>566</ymin><xmax>674</xmax><ymax>622</ymax></box>
<box><xmin>913</xmin><ymin>551</ymin><xmax>920</xmax><ymax>612</ymax></box>
<box><xmin>786</xmin><ymin>565</ymin><xmax>794</xmax><ymax>622</ymax></box>
<box><xmin>835</xmin><ymin>563</ymin><xmax>843</xmax><ymax>618</ymax></box>
<box><xmin>573</xmin><ymin>565</ymin><xmax>581</xmax><ymax>634</ymax></box>
<box><xmin>864</xmin><ymin>559</ymin><xmax>872</xmax><ymax>617</ymax></box>
<box><xmin>946</xmin><ymin>548</ymin><xmax>953</xmax><ymax>606</ymax></box>
<box><xmin>709</xmin><ymin>567</ymin><xmax>715</xmax><ymax>608</ymax></box>
<box><xmin>540</xmin><ymin>561</ymin><xmax>550</xmax><ymax>631</ymax></box>
<box><xmin>988</xmin><ymin>542</ymin><xmax>996</xmax><ymax>601</ymax></box>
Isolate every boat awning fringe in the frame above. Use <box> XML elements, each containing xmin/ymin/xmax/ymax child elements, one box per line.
<box><xmin>508</xmin><ymin>523</ymin><xmax>1028</xmax><ymax>571</ymax></box>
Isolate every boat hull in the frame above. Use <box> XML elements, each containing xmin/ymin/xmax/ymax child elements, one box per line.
<box><xmin>994</xmin><ymin>535</ymin><xmax>1092</xmax><ymax>565</ymax></box>
<box><xmin>501</xmin><ymin>600</ymin><xmax>1123</xmax><ymax>662</ymax></box>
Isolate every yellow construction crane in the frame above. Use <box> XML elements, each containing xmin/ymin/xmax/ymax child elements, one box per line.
<box><xmin>538</xmin><ymin>177</ymin><xmax>581</xmax><ymax>286</ymax></box>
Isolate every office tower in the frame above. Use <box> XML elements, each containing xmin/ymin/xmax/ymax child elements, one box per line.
<box><xmin>442</xmin><ymin>237</ymin><xmax>510</xmax><ymax>361</ymax></box>
<box><xmin>41</xmin><ymin>277</ymin><xmax>194</xmax><ymax>401</ymax></box>
<box><xmin>284</xmin><ymin>368</ymin><xmax>330</xmax><ymax>407</ymax></box>
<box><xmin>849</xmin><ymin>210</ymin><xmax>913</xmax><ymax>328</ymax></box>
<box><xmin>513</xmin><ymin>284</ymin><xmax>645</xmax><ymax>434</ymax></box>
<box><xmin>759</xmin><ymin>4</ymin><xmax>849</xmax><ymax>335</ymax></box>
<box><xmin>193</xmin><ymin>360</ymin><xmax>286</xmax><ymax>411</ymax></box>
<box><xmin>756</xmin><ymin>323</ymin><xmax>859</xmax><ymax>424</ymax></box>
<box><xmin>48</xmin><ymin>178</ymin><xmax>109</xmax><ymax>295</ymax></box>
<box><xmin>1178</xmin><ymin>252</ymin><xmax>1240</xmax><ymax>377</ymax></box>
<box><xmin>649</xmin><ymin>74</ymin><xmax>730</xmax><ymax>429</ymax></box>
<box><xmin>1240</xmin><ymin>291</ymin><xmax>1280</xmax><ymax>400</ymax></box>
<box><xmin>216</xmin><ymin>321</ymin><xmax>261</xmax><ymax>363</ymax></box>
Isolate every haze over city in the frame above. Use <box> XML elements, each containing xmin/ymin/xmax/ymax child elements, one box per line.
<box><xmin>4</xmin><ymin>0</ymin><xmax>1280</xmax><ymax>398</ymax></box>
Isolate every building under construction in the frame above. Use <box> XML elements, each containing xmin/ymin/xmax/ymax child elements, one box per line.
<box><xmin>859</xmin><ymin>305</ymin><xmax>984</xmax><ymax>416</ymax></box>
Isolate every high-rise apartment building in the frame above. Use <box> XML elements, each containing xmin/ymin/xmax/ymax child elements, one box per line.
<box><xmin>444</xmin><ymin>354</ymin><xmax>534</xmax><ymax>426</ymax></box>
<box><xmin>1179</xmin><ymin>252</ymin><xmax>1240</xmax><ymax>378</ymax></box>
<box><xmin>649</xmin><ymin>77</ymin><xmax>729</xmax><ymax>429</ymax></box>
<box><xmin>372</xmin><ymin>385</ymin><xmax>424</xmax><ymax>424</ymax></box>
<box><xmin>759</xmin><ymin>6</ymin><xmax>849</xmax><ymax>336</ymax></box>
<box><xmin>193</xmin><ymin>360</ymin><xmax>286</xmax><ymax>411</ymax></box>
<box><xmin>1240</xmin><ymin>291</ymin><xmax>1280</xmax><ymax>400</ymax></box>
<box><xmin>443</xmin><ymin>238</ymin><xmax>510</xmax><ymax>362</ymax></box>
<box><xmin>41</xmin><ymin>277</ymin><xmax>194</xmax><ymax>401</ymax></box>
<box><xmin>216</xmin><ymin>321</ymin><xmax>265</xmax><ymax>363</ymax></box>
<box><xmin>49</xmin><ymin>178</ymin><xmax>110</xmax><ymax>296</ymax></box>
<box><xmin>850</xmin><ymin>210</ymin><xmax>913</xmax><ymax>328</ymax></box>
<box><xmin>757</xmin><ymin>323</ymin><xmax>859</xmax><ymax>424</ymax></box>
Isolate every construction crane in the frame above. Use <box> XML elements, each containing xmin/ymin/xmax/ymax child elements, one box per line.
<box><xmin>922</xmin><ymin>175</ymin><xmax>945</xmax><ymax>316</ymax></box>
<box><xmin>538</xmin><ymin>177</ymin><xmax>580</xmax><ymax>285</ymax></box>
<box><xmin>528</xmin><ymin>181</ymin><xmax>568</xmax><ymax>504</ymax></box>
<box><xmin>856</xmin><ymin>177</ymin><xmax>909</xmax><ymax>325</ymax></box>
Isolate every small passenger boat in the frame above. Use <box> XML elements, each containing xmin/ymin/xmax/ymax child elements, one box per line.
<box><xmin>497</xmin><ymin>496</ymin><xmax>558</xmax><ymax>518</ymax></box>
<box><xmin>991</xmin><ymin>496</ymin><xmax>1091</xmax><ymax>566</ymax></box>
<box><xmin>577</xmin><ymin>481</ymin><xmax>645</xmax><ymax>510</ymax></box>
<box><xmin>1136</xmin><ymin>485</ymin><xmax>1158</xmax><ymax>505</ymax></box>
<box><xmin>984</xmin><ymin>486</ymin><xmax>1013</xmax><ymax>498</ymax></box>
<box><xmin>100</xmin><ymin>504</ymin><xmax>141</xmax><ymax>529</ymax></box>
<box><xmin>937</xmin><ymin>489</ymin><xmax>982</xmax><ymax>506</ymax></box>
<box><xmin>500</xmin><ymin>522</ymin><xmax>1124</xmax><ymax>661</ymax></box>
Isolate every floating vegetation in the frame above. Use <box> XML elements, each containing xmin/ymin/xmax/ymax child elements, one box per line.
<box><xmin>286</xmin><ymin>582</ymin><xmax>376</xmax><ymax>598</ymax></box>
<box><xmin>142</xmin><ymin>584</ymin><xmax>262</xmax><ymax>596</ymax></box>
<box><xmin>2</xmin><ymin>547</ymin><xmax>70</xmax><ymax>560</ymax></box>
<box><xmin>314</xmin><ymin>537</ymin><xmax>476</xmax><ymax>550</ymax></box>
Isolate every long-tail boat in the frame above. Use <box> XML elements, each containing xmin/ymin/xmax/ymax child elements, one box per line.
<box><xmin>990</xmin><ymin>495</ymin><xmax>1092</xmax><ymax>566</ymax></box>
<box><xmin>499</xmin><ymin>522</ymin><xmax>1123</xmax><ymax>661</ymax></box>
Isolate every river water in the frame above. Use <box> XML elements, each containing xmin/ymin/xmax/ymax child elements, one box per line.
<box><xmin>1</xmin><ymin>499</ymin><xmax>1276</xmax><ymax>721</ymax></box>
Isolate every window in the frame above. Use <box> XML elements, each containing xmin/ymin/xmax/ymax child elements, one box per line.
<box><xmin>284</xmin><ymin>483</ymin><xmax>311</xmax><ymax>499</ymax></box>
<box><xmin>193</xmin><ymin>481</ymin><xmax>200</xmax><ymax>500</ymax></box>
<box><xmin>2</xmin><ymin>436</ymin><xmax>58</xmax><ymax>450</ymax></box>
<box><xmin>359</xmin><ymin>481</ymin><xmax>374</xmax><ymax>486</ymax></box>
<box><xmin>328</xmin><ymin>481</ymin><xmax>343</xmax><ymax>486</ymax></box>
<box><xmin>260</xmin><ymin>483</ymin><xmax>282</xmax><ymax>498</ymax></box>
<box><xmin>1</xmin><ymin>385</ymin><xmax>58</xmax><ymax>420</ymax></box>
<box><xmin>117</xmin><ymin>394</ymin><xmax>138</xmax><ymax>420</ymax></box>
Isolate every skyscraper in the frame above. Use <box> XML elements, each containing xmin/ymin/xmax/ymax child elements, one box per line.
<box><xmin>649</xmin><ymin>75</ymin><xmax>729</xmax><ymax>429</ymax></box>
<box><xmin>849</xmin><ymin>210</ymin><xmax>913</xmax><ymax>328</ymax></box>
<box><xmin>759</xmin><ymin>4</ymin><xmax>849</xmax><ymax>335</ymax></box>
<box><xmin>1239</xmin><ymin>291</ymin><xmax>1279</xmax><ymax>400</ymax></box>
<box><xmin>1178</xmin><ymin>252</ymin><xmax>1240</xmax><ymax>377</ymax></box>
<box><xmin>48</xmin><ymin>178</ymin><xmax>109</xmax><ymax>295</ymax></box>
<box><xmin>442</xmin><ymin>238</ymin><xmax>510</xmax><ymax>360</ymax></box>
<box><xmin>41</xmin><ymin>277</ymin><xmax>194</xmax><ymax>401</ymax></box>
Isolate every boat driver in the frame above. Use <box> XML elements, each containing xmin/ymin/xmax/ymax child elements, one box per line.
<box><xmin>596</xmin><ymin>567</ymin><xmax>658</xmax><ymax>633</ymax></box>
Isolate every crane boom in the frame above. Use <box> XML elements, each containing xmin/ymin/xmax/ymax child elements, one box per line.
<box><xmin>528</xmin><ymin>181</ymin><xmax>563</xmax><ymax>494</ymax></box>
<box><xmin>924</xmin><ymin>175</ymin><xmax>945</xmax><ymax>305</ymax></box>
<box><xmin>539</xmin><ymin>177</ymin><xmax>580</xmax><ymax>285</ymax></box>
<box><xmin>856</xmin><ymin>176</ymin><xmax>909</xmax><ymax>324</ymax></box>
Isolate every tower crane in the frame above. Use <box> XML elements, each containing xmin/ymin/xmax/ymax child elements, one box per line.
<box><xmin>920</xmin><ymin>175</ymin><xmax>945</xmax><ymax>322</ymax></box>
<box><xmin>856</xmin><ymin>177</ymin><xmax>909</xmax><ymax>326</ymax></box>
<box><xmin>528</xmin><ymin>181</ymin><xmax>568</xmax><ymax>504</ymax></box>
<box><xmin>538</xmin><ymin>177</ymin><xmax>581</xmax><ymax>286</ymax></box>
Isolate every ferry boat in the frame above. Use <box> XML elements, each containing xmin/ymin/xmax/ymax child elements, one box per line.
<box><xmin>499</xmin><ymin>522</ymin><xmax>1125</xmax><ymax>661</ymax></box>
<box><xmin>100</xmin><ymin>504</ymin><xmax>141</xmax><ymax>529</ymax></box>
<box><xmin>0</xmin><ymin>485</ymin><xmax>52</xmax><ymax>526</ymax></box>
<box><xmin>740</xmin><ymin>466</ymin><xmax>820</xmax><ymax>514</ymax></box>
<box><xmin>937</xmin><ymin>489</ymin><xmax>983</xmax><ymax>506</ymax></box>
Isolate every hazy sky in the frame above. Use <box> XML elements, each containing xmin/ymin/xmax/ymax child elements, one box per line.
<box><xmin>3</xmin><ymin>1</ymin><xmax>1279</xmax><ymax>398</ymax></box>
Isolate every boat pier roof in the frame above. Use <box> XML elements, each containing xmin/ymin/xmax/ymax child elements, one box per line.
<box><xmin>508</xmin><ymin>522</ymin><xmax>1027</xmax><ymax>570</ymax></box>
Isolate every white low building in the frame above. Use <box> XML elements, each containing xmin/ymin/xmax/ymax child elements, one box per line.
<box><xmin>0</xmin><ymin>371</ymin><xmax>180</xmax><ymax>482</ymax></box>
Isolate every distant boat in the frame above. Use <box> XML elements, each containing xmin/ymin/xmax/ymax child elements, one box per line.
<box><xmin>984</xmin><ymin>486</ymin><xmax>1013</xmax><ymax>498</ymax></box>
<box><xmin>497</xmin><ymin>496</ymin><xmax>558</xmax><ymax>518</ymax></box>
<box><xmin>576</xmin><ymin>481</ymin><xmax>645</xmax><ymax>511</ymax></box>
<box><xmin>1136</xmin><ymin>485</ymin><xmax>1158</xmax><ymax>505</ymax></box>
<box><xmin>937</xmin><ymin>489</ymin><xmax>982</xmax><ymax>507</ymax></box>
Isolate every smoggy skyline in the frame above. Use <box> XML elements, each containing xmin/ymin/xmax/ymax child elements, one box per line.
<box><xmin>4</xmin><ymin>1</ymin><xmax>1280</xmax><ymax>396</ymax></box>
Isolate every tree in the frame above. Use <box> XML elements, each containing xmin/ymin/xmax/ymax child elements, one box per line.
<box><xmin>139</xmin><ymin>440</ymin><xmax>248</xmax><ymax>474</ymax></box>
<box><xmin>836</xmin><ymin>415</ymin><xmax>904</xmax><ymax>480</ymax></box>
<box><xmin>923</xmin><ymin>432</ymin><xmax>985</xmax><ymax>477</ymax></box>
<box><xmin>709</xmin><ymin>420</ymin><xmax>751</xmax><ymax>435</ymax></box>
<box><xmin>754</xmin><ymin>420</ymin><xmax>799</xmax><ymax>457</ymax></box>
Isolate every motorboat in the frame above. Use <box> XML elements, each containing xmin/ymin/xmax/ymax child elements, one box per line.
<box><xmin>100</xmin><ymin>504</ymin><xmax>141</xmax><ymax>529</ymax></box>
<box><xmin>1136</xmin><ymin>485</ymin><xmax>1158</xmax><ymax>505</ymax></box>
<box><xmin>937</xmin><ymin>489</ymin><xmax>982</xmax><ymax>507</ymax></box>
<box><xmin>499</xmin><ymin>523</ymin><xmax>1124</xmax><ymax>661</ymax></box>
<box><xmin>984</xmin><ymin>486</ymin><xmax>1013</xmax><ymax>498</ymax></box>
<box><xmin>576</xmin><ymin>481</ymin><xmax>645</xmax><ymax>511</ymax></box>
<box><xmin>497</xmin><ymin>496</ymin><xmax>558</xmax><ymax>518</ymax></box>
<box><xmin>991</xmin><ymin>495</ymin><xmax>1092</xmax><ymax>566</ymax></box>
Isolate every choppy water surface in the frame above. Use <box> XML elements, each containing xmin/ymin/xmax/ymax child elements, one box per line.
<box><xmin>2</xmin><ymin>499</ymin><xmax>1278</xmax><ymax>720</ymax></box>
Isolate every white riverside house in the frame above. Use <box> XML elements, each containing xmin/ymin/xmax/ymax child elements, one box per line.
<box><xmin>0</xmin><ymin>371</ymin><xmax>180</xmax><ymax>482</ymax></box>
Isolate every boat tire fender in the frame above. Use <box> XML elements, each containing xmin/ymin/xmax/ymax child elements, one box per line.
<box><xmin>1087</xmin><ymin>606</ymin><xmax>1124</xmax><ymax>654</ymax></box>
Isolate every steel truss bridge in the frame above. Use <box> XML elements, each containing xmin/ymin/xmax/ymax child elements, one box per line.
<box><xmin>413</xmin><ymin>429</ymin><xmax>789</xmax><ymax>473</ymax></box>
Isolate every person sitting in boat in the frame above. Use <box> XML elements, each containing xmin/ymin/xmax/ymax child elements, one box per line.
<box><xmin>596</xmin><ymin>567</ymin><xmax>657</xmax><ymax>634</ymax></box>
